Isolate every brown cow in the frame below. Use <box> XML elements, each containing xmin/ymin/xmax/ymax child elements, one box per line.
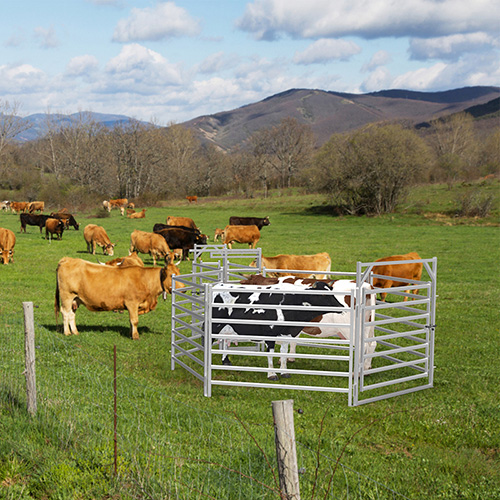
<box><xmin>222</xmin><ymin>225</ymin><xmax>260</xmax><ymax>249</ymax></box>
<box><xmin>28</xmin><ymin>201</ymin><xmax>45</xmax><ymax>213</ymax></box>
<box><xmin>109</xmin><ymin>198</ymin><xmax>128</xmax><ymax>209</ymax></box>
<box><xmin>0</xmin><ymin>227</ymin><xmax>16</xmax><ymax>264</ymax></box>
<box><xmin>55</xmin><ymin>256</ymin><xmax>182</xmax><ymax>340</ymax></box>
<box><xmin>372</xmin><ymin>252</ymin><xmax>423</xmax><ymax>301</ymax></box>
<box><xmin>105</xmin><ymin>252</ymin><xmax>144</xmax><ymax>268</ymax></box>
<box><xmin>250</xmin><ymin>252</ymin><xmax>332</xmax><ymax>279</ymax></box>
<box><xmin>84</xmin><ymin>224</ymin><xmax>115</xmax><ymax>255</ymax></box>
<box><xmin>129</xmin><ymin>230</ymin><xmax>171</xmax><ymax>266</ymax></box>
<box><xmin>186</xmin><ymin>195</ymin><xmax>197</xmax><ymax>203</ymax></box>
<box><xmin>127</xmin><ymin>208</ymin><xmax>146</xmax><ymax>219</ymax></box>
<box><xmin>166</xmin><ymin>216</ymin><xmax>198</xmax><ymax>230</ymax></box>
<box><xmin>45</xmin><ymin>218</ymin><xmax>65</xmax><ymax>241</ymax></box>
<box><xmin>10</xmin><ymin>202</ymin><xmax>29</xmax><ymax>214</ymax></box>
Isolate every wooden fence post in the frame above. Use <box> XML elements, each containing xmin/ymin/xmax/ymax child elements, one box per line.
<box><xmin>23</xmin><ymin>302</ymin><xmax>37</xmax><ymax>416</ymax></box>
<box><xmin>272</xmin><ymin>399</ymin><xmax>301</xmax><ymax>500</ymax></box>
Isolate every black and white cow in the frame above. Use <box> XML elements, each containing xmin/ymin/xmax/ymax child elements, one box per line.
<box><xmin>211</xmin><ymin>279</ymin><xmax>344</xmax><ymax>380</ymax></box>
<box><xmin>211</xmin><ymin>275</ymin><xmax>377</xmax><ymax>379</ymax></box>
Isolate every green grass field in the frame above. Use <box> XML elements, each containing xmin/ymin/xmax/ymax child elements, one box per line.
<box><xmin>1</xmin><ymin>181</ymin><xmax>499</xmax><ymax>499</ymax></box>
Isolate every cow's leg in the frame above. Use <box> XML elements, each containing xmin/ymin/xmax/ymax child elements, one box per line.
<box><xmin>265</xmin><ymin>341</ymin><xmax>279</xmax><ymax>380</ymax></box>
<box><xmin>287</xmin><ymin>340</ymin><xmax>297</xmax><ymax>362</ymax></box>
<box><xmin>279</xmin><ymin>341</ymin><xmax>290</xmax><ymax>378</ymax></box>
<box><xmin>61</xmin><ymin>300</ymin><xmax>78</xmax><ymax>336</ymax></box>
<box><xmin>127</xmin><ymin>307</ymin><xmax>140</xmax><ymax>340</ymax></box>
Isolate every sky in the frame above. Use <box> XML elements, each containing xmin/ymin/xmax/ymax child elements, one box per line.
<box><xmin>1</xmin><ymin>0</ymin><xmax>499</xmax><ymax>125</ymax></box>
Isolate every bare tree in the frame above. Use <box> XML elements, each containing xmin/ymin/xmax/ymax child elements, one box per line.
<box><xmin>0</xmin><ymin>100</ymin><xmax>32</xmax><ymax>158</ymax></box>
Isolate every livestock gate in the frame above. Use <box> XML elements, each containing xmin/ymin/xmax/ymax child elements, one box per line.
<box><xmin>171</xmin><ymin>245</ymin><xmax>437</xmax><ymax>406</ymax></box>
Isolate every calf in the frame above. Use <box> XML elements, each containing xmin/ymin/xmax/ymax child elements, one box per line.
<box><xmin>372</xmin><ymin>252</ymin><xmax>423</xmax><ymax>301</ymax></box>
<box><xmin>45</xmin><ymin>218</ymin><xmax>65</xmax><ymax>241</ymax></box>
<box><xmin>186</xmin><ymin>195</ymin><xmax>198</xmax><ymax>203</ymax></box>
<box><xmin>127</xmin><ymin>208</ymin><xmax>146</xmax><ymax>219</ymax></box>
<box><xmin>222</xmin><ymin>225</ymin><xmax>260</xmax><ymax>249</ymax></box>
<box><xmin>0</xmin><ymin>227</ymin><xmax>16</xmax><ymax>264</ymax></box>
<box><xmin>84</xmin><ymin>224</ymin><xmax>115</xmax><ymax>255</ymax></box>
<box><xmin>49</xmin><ymin>212</ymin><xmax>80</xmax><ymax>230</ymax></box>
<box><xmin>129</xmin><ymin>230</ymin><xmax>171</xmax><ymax>266</ymax></box>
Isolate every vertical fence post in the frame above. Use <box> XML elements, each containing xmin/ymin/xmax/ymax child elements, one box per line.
<box><xmin>272</xmin><ymin>399</ymin><xmax>301</xmax><ymax>500</ymax></box>
<box><xmin>23</xmin><ymin>301</ymin><xmax>37</xmax><ymax>416</ymax></box>
<box><xmin>113</xmin><ymin>345</ymin><xmax>118</xmax><ymax>475</ymax></box>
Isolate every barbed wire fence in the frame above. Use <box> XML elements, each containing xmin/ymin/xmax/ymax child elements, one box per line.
<box><xmin>0</xmin><ymin>309</ymin><xmax>411</xmax><ymax>499</ymax></box>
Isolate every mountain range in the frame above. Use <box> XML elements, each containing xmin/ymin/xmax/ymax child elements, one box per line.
<box><xmin>14</xmin><ymin>86</ymin><xmax>500</xmax><ymax>149</ymax></box>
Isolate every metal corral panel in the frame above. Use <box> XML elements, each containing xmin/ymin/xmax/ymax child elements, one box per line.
<box><xmin>171</xmin><ymin>245</ymin><xmax>437</xmax><ymax>406</ymax></box>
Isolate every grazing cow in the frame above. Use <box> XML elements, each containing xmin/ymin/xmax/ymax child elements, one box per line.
<box><xmin>0</xmin><ymin>201</ymin><xmax>10</xmax><ymax>211</ymax></box>
<box><xmin>55</xmin><ymin>256</ymin><xmax>182</xmax><ymax>340</ymax></box>
<box><xmin>250</xmin><ymin>252</ymin><xmax>332</xmax><ymax>279</ymax></box>
<box><xmin>102</xmin><ymin>200</ymin><xmax>110</xmax><ymax>211</ymax></box>
<box><xmin>45</xmin><ymin>218</ymin><xmax>65</xmax><ymax>241</ymax></box>
<box><xmin>372</xmin><ymin>252</ymin><xmax>423</xmax><ymax>301</ymax></box>
<box><xmin>186</xmin><ymin>195</ymin><xmax>198</xmax><ymax>203</ymax></box>
<box><xmin>222</xmin><ymin>225</ymin><xmax>260</xmax><ymax>249</ymax></box>
<box><xmin>211</xmin><ymin>279</ymin><xmax>342</xmax><ymax>380</ymax></box>
<box><xmin>0</xmin><ymin>227</ymin><xmax>16</xmax><ymax>264</ymax></box>
<box><xmin>109</xmin><ymin>198</ymin><xmax>128</xmax><ymax>210</ymax></box>
<box><xmin>129</xmin><ymin>230</ymin><xmax>171</xmax><ymax>266</ymax></box>
<box><xmin>20</xmin><ymin>214</ymin><xmax>51</xmax><ymax>233</ymax></box>
<box><xmin>28</xmin><ymin>201</ymin><xmax>45</xmax><ymax>213</ymax></box>
<box><xmin>154</xmin><ymin>227</ymin><xmax>207</xmax><ymax>261</ymax></box>
<box><xmin>213</xmin><ymin>228</ymin><xmax>224</xmax><ymax>242</ymax></box>
<box><xmin>105</xmin><ymin>252</ymin><xmax>144</xmax><ymax>268</ymax></box>
<box><xmin>166</xmin><ymin>216</ymin><xmax>198</xmax><ymax>230</ymax></box>
<box><xmin>84</xmin><ymin>224</ymin><xmax>115</xmax><ymax>256</ymax></box>
<box><xmin>127</xmin><ymin>208</ymin><xmax>146</xmax><ymax>219</ymax></box>
<box><xmin>229</xmin><ymin>216</ymin><xmax>270</xmax><ymax>230</ymax></box>
<box><xmin>10</xmin><ymin>202</ymin><xmax>29</xmax><ymax>214</ymax></box>
<box><xmin>49</xmin><ymin>212</ymin><xmax>80</xmax><ymax>230</ymax></box>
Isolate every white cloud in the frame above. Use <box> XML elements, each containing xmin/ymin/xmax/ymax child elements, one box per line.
<box><xmin>362</xmin><ymin>50</ymin><xmax>392</xmax><ymax>72</ymax></box>
<box><xmin>237</xmin><ymin>0</ymin><xmax>500</xmax><ymax>40</ymax></box>
<box><xmin>113</xmin><ymin>2</ymin><xmax>201</xmax><ymax>42</ymax></box>
<box><xmin>0</xmin><ymin>64</ymin><xmax>47</xmax><ymax>93</ymax></box>
<box><xmin>34</xmin><ymin>26</ymin><xmax>59</xmax><ymax>49</ymax></box>
<box><xmin>66</xmin><ymin>55</ymin><xmax>100</xmax><ymax>76</ymax></box>
<box><xmin>409</xmin><ymin>33</ymin><xmax>498</xmax><ymax>61</ymax></box>
<box><xmin>105</xmin><ymin>44</ymin><xmax>184</xmax><ymax>88</ymax></box>
<box><xmin>198</xmin><ymin>52</ymin><xmax>239</xmax><ymax>74</ymax></box>
<box><xmin>293</xmin><ymin>39</ymin><xmax>361</xmax><ymax>64</ymax></box>
<box><xmin>361</xmin><ymin>67</ymin><xmax>393</xmax><ymax>92</ymax></box>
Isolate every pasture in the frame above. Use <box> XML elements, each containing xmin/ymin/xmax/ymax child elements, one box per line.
<box><xmin>0</xmin><ymin>182</ymin><xmax>499</xmax><ymax>499</ymax></box>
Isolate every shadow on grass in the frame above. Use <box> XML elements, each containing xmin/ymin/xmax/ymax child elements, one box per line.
<box><xmin>42</xmin><ymin>323</ymin><xmax>156</xmax><ymax>339</ymax></box>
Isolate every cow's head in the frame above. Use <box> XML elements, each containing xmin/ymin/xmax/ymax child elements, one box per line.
<box><xmin>104</xmin><ymin>243</ymin><xmax>116</xmax><ymax>256</ymax></box>
<box><xmin>160</xmin><ymin>255</ymin><xmax>184</xmax><ymax>296</ymax></box>
<box><xmin>263</xmin><ymin>216</ymin><xmax>270</xmax><ymax>226</ymax></box>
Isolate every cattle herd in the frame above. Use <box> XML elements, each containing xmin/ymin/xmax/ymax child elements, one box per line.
<box><xmin>1</xmin><ymin>198</ymin><xmax>424</xmax><ymax>368</ymax></box>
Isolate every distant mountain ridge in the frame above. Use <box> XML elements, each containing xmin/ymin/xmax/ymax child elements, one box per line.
<box><xmin>13</xmin><ymin>86</ymin><xmax>500</xmax><ymax>148</ymax></box>
<box><xmin>182</xmin><ymin>86</ymin><xmax>500</xmax><ymax>150</ymax></box>
<box><xmin>14</xmin><ymin>112</ymin><xmax>147</xmax><ymax>143</ymax></box>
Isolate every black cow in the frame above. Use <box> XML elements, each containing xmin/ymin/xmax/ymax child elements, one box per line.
<box><xmin>49</xmin><ymin>213</ymin><xmax>80</xmax><ymax>230</ymax></box>
<box><xmin>20</xmin><ymin>214</ymin><xmax>51</xmax><ymax>233</ymax></box>
<box><xmin>155</xmin><ymin>227</ymin><xmax>207</xmax><ymax>260</ymax></box>
<box><xmin>211</xmin><ymin>280</ymin><xmax>342</xmax><ymax>380</ymax></box>
<box><xmin>229</xmin><ymin>216</ymin><xmax>270</xmax><ymax>230</ymax></box>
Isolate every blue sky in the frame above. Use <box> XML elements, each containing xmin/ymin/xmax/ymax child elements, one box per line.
<box><xmin>1</xmin><ymin>0</ymin><xmax>499</xmax><ymax>124</ymax></box>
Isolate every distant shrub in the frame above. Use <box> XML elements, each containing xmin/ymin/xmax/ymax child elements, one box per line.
<box><xmin>455</xmin><ymin>189</ymin><xmax>494</xmax><ymax>217</ymax></box>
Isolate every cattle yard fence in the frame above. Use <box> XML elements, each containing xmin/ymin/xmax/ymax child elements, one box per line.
<box><xmin>171</xmin><ymin>245</ymin><xmax>437</xmax><ymax>406</ymax></box>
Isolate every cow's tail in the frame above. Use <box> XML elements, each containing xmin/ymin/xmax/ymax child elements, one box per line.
<box><xmin>54</xmin><ymin>271</ymin><xmax>60</xmax><ymax>328</ymax></box>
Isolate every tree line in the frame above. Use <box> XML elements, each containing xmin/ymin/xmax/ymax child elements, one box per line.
<box><xmin>1</xmin><ymin>99</ymin><xmax>498</xmax><ymax>215</ymax></box>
